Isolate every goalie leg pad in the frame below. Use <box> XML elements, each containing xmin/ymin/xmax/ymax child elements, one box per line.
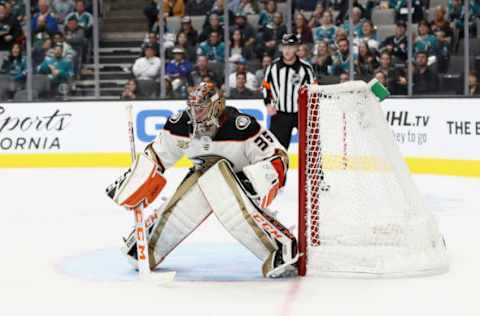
<box><xmin>146</xmin><ymin>170</ymin><xmax>212</xmax><ymax>269</ymax></box>
<box><xmin>198</xmin><ymin>160</ymin><xmax>297</xmax><ymax>277</ymax></box>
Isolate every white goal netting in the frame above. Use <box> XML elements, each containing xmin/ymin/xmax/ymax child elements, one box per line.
<box><xmin>298</xmin><ymin>81</ymin><xmax>449</xmax><ymax>277</ymax></box>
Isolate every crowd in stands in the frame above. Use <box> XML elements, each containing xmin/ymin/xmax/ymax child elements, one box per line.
<box><xmin>124</xmin><ymin>0</ymin><xmax>480</xmax><ymax>99</ymax></box>
<box><xmin>0</xmin><ymin>0</ymin><xmax>95</xmax><ymax>100</ymax></box>
<box><xmin>1</xmin><ymin>0</ymin><xmax>480</xmax><ymax>100</ymax></box>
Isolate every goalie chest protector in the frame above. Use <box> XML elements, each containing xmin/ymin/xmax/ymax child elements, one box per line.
<box><xmin>163</xmin><ymin>107</ymin><xmax>275</xmax><ymax>172</ymax></box>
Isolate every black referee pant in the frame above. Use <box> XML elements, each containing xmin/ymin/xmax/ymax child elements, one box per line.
<box><xmin>269</xmin><ymin>111</ymin><xmax>297</xmax><ymax>150</ymax></box>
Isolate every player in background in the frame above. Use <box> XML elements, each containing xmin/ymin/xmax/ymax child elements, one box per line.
<box><xmin>106</xmin><ymin>82</ymin><xmax>298</xmax><ymax>278</ymax></box>
<box><xmin>262</xmin><ymin>33</ymin><xmax>315</xmax><ymax>150</ymax></box>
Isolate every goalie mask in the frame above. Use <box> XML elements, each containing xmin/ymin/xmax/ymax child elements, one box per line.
<box><xmin>187</xmin><ymin>82</ymin><xmax>225</xmax><ymax>138</ymax></box>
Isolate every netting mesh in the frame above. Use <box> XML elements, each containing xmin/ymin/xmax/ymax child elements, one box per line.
<box><xmin>302</xmin><ymin>82</ymin><xmax>449</xmax><ymax>277</ymax></box>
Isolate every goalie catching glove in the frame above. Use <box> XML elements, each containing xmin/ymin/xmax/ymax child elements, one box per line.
<box><xmin>106</xmin><ymin>153</ymin><xmax>167</xmax><ymax>209</ymax></box>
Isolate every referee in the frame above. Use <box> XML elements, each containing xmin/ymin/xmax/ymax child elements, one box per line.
<box><xmin>262</xmin><ymin>33</ymin><xmax>315</xmax><ymax>150</ymax></box>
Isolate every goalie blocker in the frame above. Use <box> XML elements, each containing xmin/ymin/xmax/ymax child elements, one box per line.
<box><xmin>117</xmin><ymin>158</ymin><xmax>297</xmax><ymax>278</ymax></box>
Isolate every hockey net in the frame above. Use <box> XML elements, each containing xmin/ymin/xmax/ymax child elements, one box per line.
<box><xmin>297</xmin><ymin>81</ymin><xmax>449</xmax><ymax>277</ymax></box>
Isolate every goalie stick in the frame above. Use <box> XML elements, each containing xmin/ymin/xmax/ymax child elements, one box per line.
<box><xmin>125</xmin><ymin>104</ymin><xmax>175</xmax><ymax>284</ymax></box>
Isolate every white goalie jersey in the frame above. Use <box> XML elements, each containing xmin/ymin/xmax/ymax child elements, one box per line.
<box><xmin>144</xmin><ymin>106</ymin><xmax>288</xmax><ymax>182</ymax></box>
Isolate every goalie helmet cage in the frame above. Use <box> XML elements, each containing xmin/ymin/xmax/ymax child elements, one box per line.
<box><xmin>297</xmin><ymin>81</ymin><xmax>449</xmax><ymax>277</ymax></box>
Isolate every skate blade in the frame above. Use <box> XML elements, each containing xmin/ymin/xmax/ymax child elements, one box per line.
<box><xmin>267</xmin><ymin>254</ymin><xmax>300</xmax><ymax>278</ymax></box>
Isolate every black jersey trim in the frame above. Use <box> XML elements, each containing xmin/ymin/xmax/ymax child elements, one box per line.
<box><xmin>214</xmin><ymin>107</ymin><xmax>261</xmax><ymax>141</ymax></box>
<box><xmin>163</xmin><ymin>110</ymin><xmax>191</xmax><ymax>137</ymax></box>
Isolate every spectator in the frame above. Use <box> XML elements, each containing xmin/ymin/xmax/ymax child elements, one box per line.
<box><xmin>293</xmin><ymin>13</ymin><xmax>313</xmax><ymax>44</ymax></box>
<box><xmin>51</xmin><ymin>0</ymin><xmax>75</xmax><ymax>25</ymax></box>
<box><xmin>9</xmin><ymin>0</ymin><xmax>26</xmax><ymax>24</ymax></box>
<box><xmin>297</xmin><ymin>44</ymin><xmax>311</xmax><ymax>61</ymax></box>
<box><xmin>50</xmin><ymin>32</ymin><xmax>76</xmax><ymax>62</ymax></box>
<box><xmin>165</xmin><ymin>47</ymin><xmax>193</xmax><ymax>97</ymax></box>
<box><xmin>64</xmin><ymin>16</ymin><xmax>86</xmax><ymax>71</ymax></box>
<box><xmin>32</xmin><ymin>23</ymin><xmax>51</xmax><ymax>49</ymax></box>
<box><xmin>235</xmin><ymin>0</ymin><xmax>260</xmax><ymax>15</ymax></box>
<box><xmin>0</xmin><ymin>3</ymin><xmax>21</xmax><ymax>54</ymax></box>
<box><xmin>230</xmin><ymin>72</ymin><xmax>258</xmax><ymax>98</ymax></box>
<box><xmin>448</xmin><ymin>0</ymin><xmax>479</xmax><ymax>40</ymax></box>
<box><xmin>255</xmin><ymin>53</ymin><xmax>272</xmax><ymax>88</ymax></box>
<box><xmin>207</xmin><ymin>0</ymin><xmax>232</xmax><ymax>26</ymax></box>
<box><xmin>354</xmin><ymin>20</ymin><xmax>379</xmax><ymax>54</ymax></box>
<box><xmin>144</xmin><ymin>0</ymin><xmax>159</xmax><ymax>29</ymax></box>
<box><xmin>121</xmin><ymin>79</ymin><xmax>138</xmax><ymax>100</ymax></box>
<box><xmin>256</xmin><ymin>12</ymin><xmax>287</xmax><ymax>58</ymax></box>
<box><xmin>355</xmin><ymin>40</ymin><xmax>379</xmax><ymax>78</ymax></box>
<box><xmin>228</xmin><ymin>54</ymin><xmax>258</xmax><ymax>91</ymax></box>
<box><xmin>197</xmin><ymin>31</ymin><xmax>225</xmax><ymax>62</ymax></box>
<box><xmin>468</xmin><ymin>71</ymin><xmax>480</xmax><ymax>95</ymax></box>
<box><xmin>32</xmin><ymin>0</ymin><xmax>59</xmax><ymax>35</ymax></box>
<box><xmin>334</xmin><ymin>27</ymin><xmax>348</xmax><ymax>44</ymax></box>
<box><xmin>308</xmin><ymin>3</ymin><xmax>326</xmax><ymax>28</ymax></box>
<box><xmin>414</xmin><ymin>20</ymin><xmax>438</xmax><ymax>56</ymax></box>
<box><xmin>179</xmin><ymin>16</ymin><xmax>199</xmax><ymax>46</ymax></box>
<box><xmin>331</xmin><ymin>37</ymin><xmax>351</xmax><ymax>75</ymax></box>
<box><xmin>375</xmin><ymin>51</ymin><xmax>404</xmax><ymax>93</ymax></box>
<box><xmin>380</xmin><ymin>20</ymin><xmax>408</xmax><ymax>62</ymax></box>
<box><xmin>431</xmin><ymin>5</ymin><xmax>453</xmax><ymax>43</ymax></box>
<box><xmin>142</xmin><ymin>33</ymin><xmax>160</xmax><ymax>57</ymax></box>
<box><xmin>294</xmin><ymin>0</ymin><xmax>318</xmax><ymax>11</ymax></box>
<box><xmin>0</xmin><ymin>43</ymin><xmax>26</xmax><ymax>97</ymax></box>
<box><xmin>232</xmin><ymin>12</ymin><xmax>256</xmax><ymax>48</ymax></box>
<box><xmin>342</xmin><ymin>6</ymin><xmax>364</xmax><ymax>38</ymax></box>
<box><xmin>339</xmin><ymin>71</ymin><xmax>350</xmax><ymax>83</ymax></box>
<box><xmin>37</xmin><ymin>44</ymin><xmax>74</xmax><ymax>94</ymax></box>
<box><xmin>190</xmin><ymin>54</ymin><xmax>220</xmax><ymax>86</ymax></box>
<box><xmin>435</xmin><ymin>30</ymin><xmax>450</xmax><ymax>73</ymax></box>
<box><xmin>313</xmin><ymin>10</ymin><xmax>336</xmax><ymax>46</ymax></box>
<box><xmin>413</xmin><ymin>51</ymin><xmax>438</xmax><ymax>94</ymax></box>
<box><xmin>374</xmin><ymin>70</ymin><xmax>387</xmax><ymax>87</ymax></box>
<box><xmin>334</xmin><ymin>0</ymin><xmax>366</xmax><ymax>24</ymax></box>
<box><xmin>199</xmin><ymin>13</ymin><xmax>224</xmax><ymax>43</ymax></box>
<box><xmin>312</xmin><ymin>40</ymin><xmax>333</xmax><ymax>78</ymax></box>
<box><xmin>163</xmin><ymin>0</ymin><xmax>185</xmax><ymax>16</ymax></box>
<box><xmin>33</xmin><ymin>38</ymin><xmax>53</xmax><ymax>70</ymax></box>
<box><xmin>132</xmin><ymin>44</ymin><xmax>162</xmax><ymax>81</ymax></box>
<box><xmin>173</xmin><ymin>31</ymin><xmax>197</xmax><ymax>62</ymax></box>
<box><xmin>185</xmin><ymin>0</ymin><xmax>214</xmax><ymax>16</ymax></box>
<box><xmin>258</xmin><ymin>0</ymin><xmax>277</xmax><ymax>29</ymax></box>
<box><xmin>230</xmin><ymin>29</ymin><xmax>254</xmax><ymax>60</ymax></box>
<box><xmin>65</xmin><ymin>0</ymin><xmax>93</xmax><ymax>37</ymax></box>
<box><xmin>392</xmin><ymin>0</ymin><xmax>425</xmax><ymax>23</ymax></box>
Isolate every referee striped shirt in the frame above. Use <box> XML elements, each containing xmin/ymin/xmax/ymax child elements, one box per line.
<box><xmin>262</xmin><ymin>57</ymin><xmax>315</xmax><ymax>113</ymax></box>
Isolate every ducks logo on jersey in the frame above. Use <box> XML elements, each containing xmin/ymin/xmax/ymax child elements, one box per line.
<box><xmin>169</xmin><ymin>111</ymin><xmax>183</xmax><ymax>124</ymax></box>
<box><xmin>235</xmin><ymin>115</ymin><xmax>251</xmax><ymax>130</ymax></box>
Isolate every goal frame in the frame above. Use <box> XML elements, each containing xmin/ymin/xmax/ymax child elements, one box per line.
<box><xmin>298</xmin><ymin>85</ymin><xmax>309</xmax><ymax>277</ymax></box>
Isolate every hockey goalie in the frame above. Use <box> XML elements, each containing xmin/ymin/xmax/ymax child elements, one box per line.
<box><xmin>106</xmin><ymin>82</ymin><xmax>298</xmax><ymax>278</ymax></box>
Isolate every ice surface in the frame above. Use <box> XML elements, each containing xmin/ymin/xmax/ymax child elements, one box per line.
<box><xmin>0</xmin><ymin>167</ymin><xmax>479</xmax><ymax>316</ymax></box>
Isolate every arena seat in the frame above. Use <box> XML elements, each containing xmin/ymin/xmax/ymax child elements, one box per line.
<box><xmin>372</xmin><ymin>9</ymin><xmax>395</xmax><ymax>25</ymax></box>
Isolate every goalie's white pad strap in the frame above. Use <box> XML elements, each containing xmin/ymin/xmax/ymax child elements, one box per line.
<box><xmin>111</xmin><ymin>153</ymin><xmax>166</xmax><ymax>208</ymax></box>
<box><xmin>147</xmin><ymin>171</ymin><xmax>212</xmax><ymax>269</ymax></box>
<box><xmin>199</xmin><ymin>160</ymin><xmax>285</xmax><ymax>263</ymax></box>
<box><xmin>242</xmin><ymin>160</ymin><xmax>280</xmax><ymax>208</ymax></box>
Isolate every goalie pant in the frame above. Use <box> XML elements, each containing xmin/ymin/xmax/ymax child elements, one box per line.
<box><xmin>123</xmin><ymin>159</ymin><xmax>297</xmax><ymax>277</ymax></box>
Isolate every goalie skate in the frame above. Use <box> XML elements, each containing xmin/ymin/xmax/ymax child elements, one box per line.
<box><xmin>265</xmin><ymin>240</ymin><xmax>299</xmax><ymax>278</ymax></box>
